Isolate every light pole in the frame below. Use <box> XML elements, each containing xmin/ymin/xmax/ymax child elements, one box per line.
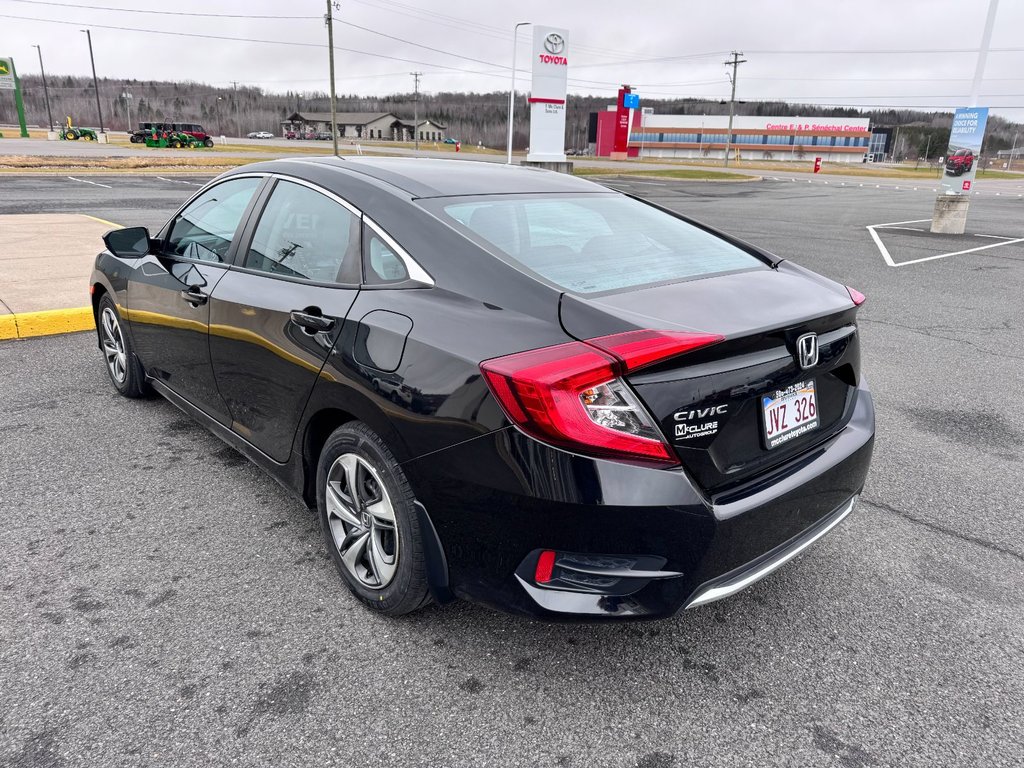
<box><xmin>31</xmin><ymin>45</ymin><xmax>54</xmax><ymax>131</ymax></box>
<box><xmin>507</xmin><ymin>21</ymin><xmax>530</xmax><ymax>164</ymax></box>
<box><xmin>121</xmin><ymin>85</ymin><xmax>132</xmax><ymax>132</ymax></box>
<box><xmin>81</xmin><ymin>29</ymin><xmax>105</xmax><ymax>134</ymax></box>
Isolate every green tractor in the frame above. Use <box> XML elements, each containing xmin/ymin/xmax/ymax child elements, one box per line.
<box><xmin>59</xmin><ymin>116</ymin><xmax>98</xmax><ymax>141</ymax></box>
<box><xmin>167</xmin><ymin>132</ymin><xmax>209</xmax><ymax>149</ymax></box>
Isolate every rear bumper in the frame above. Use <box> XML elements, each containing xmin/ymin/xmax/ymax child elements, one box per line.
<box><xmin>403</xmin><ymin>382</ymin><xmax>874</xmax><ymax>621</ymax></box>
<box><xmin>684</xmin><ymin>493</ymin><xmax>856</xmax><ymax>609</ymax></box>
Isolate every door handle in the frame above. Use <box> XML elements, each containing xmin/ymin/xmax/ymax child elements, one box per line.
<box><xmin>180</xmin><ymin>287</ymin><xmax>208</xmax><ymax>306</ymax></box>
<box><xmin>290</xmin><ymin>309</ymin><xmax>335</xmax><ymax>333</ymax></box>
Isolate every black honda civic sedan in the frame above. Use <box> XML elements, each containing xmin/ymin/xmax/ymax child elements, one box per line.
<box><xmin>90</xmin><ymin>157</ymin><xmax>874</xmax><ymax>620</ymax></box>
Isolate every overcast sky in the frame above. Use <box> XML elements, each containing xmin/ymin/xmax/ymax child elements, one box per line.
<box><xmin>2</xmin><ymin>0</ymin><xmax>1022</xmax><ymax>124</ymax></box>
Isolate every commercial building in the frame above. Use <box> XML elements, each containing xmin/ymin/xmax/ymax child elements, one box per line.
<box><xmin>280</xmin><ymin>111</ymin><xmax>446</xmax><ymax>141</ymax></box>
<box><xmin>591</xmin><ymin>111</ymin><xmax>871</xmax><ymax>163</ymax></box>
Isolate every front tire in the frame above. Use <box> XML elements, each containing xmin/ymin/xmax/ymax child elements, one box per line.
<box><xmin>317</xmin><ymin>422</ymin><xmax>431</xmax><ymax>616</ymax></box>
<box><xmin>97</xmin><ymin>295</ymin><xmax>148</xmax><ymax>398</ymax></box>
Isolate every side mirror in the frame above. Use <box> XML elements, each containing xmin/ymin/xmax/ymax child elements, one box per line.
<box><xmin>103</xmin><ymin>226</ymin><xmax>152</xmax><ymax>259</ymax></box>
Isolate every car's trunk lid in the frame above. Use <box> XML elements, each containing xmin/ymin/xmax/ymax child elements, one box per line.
<box><xmin>560</xmin><ymin>262</ymin><xmax>863</xmax><ymax>494</ymax></box>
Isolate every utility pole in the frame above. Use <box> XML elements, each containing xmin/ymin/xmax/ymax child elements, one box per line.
<box><xmin>324</xmin><ymin>1</ymin><xmax>339</xmax><ymax>156</ymax></box>
<box><xmin>230</xmin><ymin>80</ymin><xmax>241</xmax><ymax>139</ymax></box>
<box><xmin>410</xmin><ymin>71</ymin><xmax>422</xmax><ymax>150</ymax></box>
<box><xmin>122</xmin><ymin>84</ymin><xmax>132</xmax><ymax>132</ymax></box>
<box><xmin>31</xmin><ymin>45</ymin><xmax>53</xmax><ymax>131</ymax></box>
<box><xmin>81</xmin><ymin>29</ymin><xmax>104</xmax><ymax>134</ymax></box>
<box><xmin>723</xmin><ymin>51</ymin><xmax>746</xmax><ymax>168</ymax></box>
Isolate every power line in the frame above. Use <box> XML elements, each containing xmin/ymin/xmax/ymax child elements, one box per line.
<box><xmin>746</xmin><ymin>47</ymin><xmax>1024</xmax><ymax>55</ymax></box>
<box><xmin>346</xmin><ymin>0</ymin><xmax>651</xmax><ymax>63</ymax></box>
<box><xmin>3</xmin><ymin>0</ymin><xmax>317</xmax><ymax>18</ymax></box>
<box><xmin>0</xmin><ymin>10</ymin><xmax>708</xmax><ymax>94</ymax></box>
<box><xmin>0</xmin><ymin>11</ymin><xmax>518</xmax><ymax>75</ymax></box>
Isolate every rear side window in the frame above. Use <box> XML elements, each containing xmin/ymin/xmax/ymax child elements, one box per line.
<box><xmin>244</xmin><ymin>180</ymin><xmax>360</xmax><ymax>283</ymax></box>
<box><xmin>440</xmin><ymin>195</ymin><xmax>765</xmax><ymax>294</ymax></box>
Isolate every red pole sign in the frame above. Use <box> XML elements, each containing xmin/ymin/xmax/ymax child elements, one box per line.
<box><xmin>813</xmin><ymin>157</ymin><xmax>822</xmax><ymax>173</ymax></box>
<box><xmin>611</xmin><ymin>86</ymin><xmax>632</xmax><ymax>158</ymax></box>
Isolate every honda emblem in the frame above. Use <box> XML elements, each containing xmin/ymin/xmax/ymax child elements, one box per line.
<box><xmin>796</xmin><ymin>333</ymin><xmax>819</xmax><ymax>369</ymax></box>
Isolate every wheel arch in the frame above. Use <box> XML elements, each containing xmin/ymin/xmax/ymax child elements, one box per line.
<box><xmin>298</xmin><ymin>397</ymin><xmax>454</xmax><ymax>604</ymax></box>
<box><xmin>90</xmin><ymin>282</ymin><xmax>109</xmax><ymax>348</ymax></box>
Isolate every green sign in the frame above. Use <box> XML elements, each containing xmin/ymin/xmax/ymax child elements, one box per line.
<box><xmin>0</xmin><ymin>57</ymin><xmax>15</xmax><ymax>90</ymax></box>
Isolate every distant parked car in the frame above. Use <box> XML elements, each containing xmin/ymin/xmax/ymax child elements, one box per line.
<box><xmin>443</xmin><ymin>138</ymin><xmax>458</xmax><ymax>145</ymax></box>
<box><xmin>246</xmin><ymin>131</ymin><xmax>259</xmax><ymax>139</ymax></box>
<box><xmin>285</xmin><ymin>131</ymin><xmax>297</xmax><ymax>140</ymax></box>
<box><xmin>945</xmin><ymin>148</ymin><xmax>974</xmax><ymax>176</ymax></box>
<box><xmin>251</xmin><ymin>131</ymin><xmax>274</xmax><ymax>140</ymax></box>
<box><xmin>315</xmin><ymin>131</ymin><xmax>333</xmax><ymax>141</ymax></box>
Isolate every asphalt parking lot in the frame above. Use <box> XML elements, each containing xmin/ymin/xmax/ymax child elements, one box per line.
<box><xmin>2</xmin><ymin>173</ymin><xmax>1023</xmax><ymax>767</ymax></box>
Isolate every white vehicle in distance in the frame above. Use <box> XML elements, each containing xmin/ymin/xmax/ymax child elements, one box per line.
<box><xmin>247</xmin><ymin>131</ymin><xmax>274</xmax><ymax>139</ymax></box>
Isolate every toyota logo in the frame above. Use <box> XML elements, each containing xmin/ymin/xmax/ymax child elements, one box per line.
<box><xmin>544</xmin><ymin>33</ymin><xmax>565</xmax><ymax>54</ymax></box>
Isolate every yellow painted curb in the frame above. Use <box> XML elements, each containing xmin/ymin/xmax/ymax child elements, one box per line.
<box><xmin>0</xmin><ymin>307</ymin><xmax>95</xmax><ymax>340</ymax></box>
<box><xmin>0</xmin><ymin>313</ymin><xmax>16</xmax><ymax>340</ymax></box>
<box><xmin>81</xmin><ymin>214</ymin><xmax>123</xmax><ymax>229</ymax></box>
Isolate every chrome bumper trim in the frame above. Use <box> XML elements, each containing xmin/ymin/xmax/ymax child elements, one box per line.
<box><xmin>685</xmin><ymin>494</ymin><xmax>857</xmax><ymax>609</ymax></box>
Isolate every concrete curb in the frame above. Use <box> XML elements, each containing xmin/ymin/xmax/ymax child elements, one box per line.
<box><xmin>0</xmin><ymin>307</ymin><xmax>94</xmax><ymax>340</ymax></box>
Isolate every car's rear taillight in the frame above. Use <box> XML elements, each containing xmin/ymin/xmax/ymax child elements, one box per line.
<box><xmin>480</xmin><ymin>330</ymin><xmax>723</xmax><ymax>467</ymax></box>
<box><xmin>846</xmin><ymin>286</ymin><xmax>866</xmax><ymax>306</ymax></box>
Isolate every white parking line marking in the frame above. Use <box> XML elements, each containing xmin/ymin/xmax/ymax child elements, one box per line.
<box><xmin>892</xmin><ymin>237</ymin><xmax>1024</xmax><ymax>266</ymax></box>
<box><xmin>867</xmin><ymin>217</ymin><xmax>1024</xmax><ymax>267</ymax></box>
<box><xmin>66</xmin><ymin>176</ymin><xmax>111</xmax><ymax>188</ymax></box>
<box><xmin>156</xmin><ymin>176</ymin><xmax>201</xmax><ymax>186</ymax></box>
<box><xmin>974</xmin><ymin>233</ymin><xmax>1017</xmax><ymax>239</ymax></box>
<box><xmin>882</xmin><ymin>226</ymin><xmax>927</xmax><ymax>232</ymax></box>
<box><xmin>866</xmin><ymin>219</ymin><xmax>931</xmax><ymax>266</ymax></box>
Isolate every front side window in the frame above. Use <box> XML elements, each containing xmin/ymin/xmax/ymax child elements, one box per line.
<box><xmin>244</xmin><ymin>180</ymin><xmax>360</xmax><ymax>283</ymax></box>
<box><xmin>438</xmin><ymin>195</ymin><xmax>766</xmax><ymax>295</ymax></box>
<box><xmin>165</xmin><ymin>177</ymin><xmax>261</xmax><ymax>262</ymax></box>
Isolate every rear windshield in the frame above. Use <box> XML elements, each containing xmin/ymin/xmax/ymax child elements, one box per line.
<box><xmin>435</xmin><ymin>194</ymin><xmax>766</xmax><ymax>294</ymax></box>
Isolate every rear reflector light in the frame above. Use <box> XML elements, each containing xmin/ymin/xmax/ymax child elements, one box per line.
<box><xmin>480</xmin><ymin>330</ymin><xmax>723</xmax><ymax>467</ymax></box>
<box><xmin>535</xmin><ymin>550</ymin><xmax>556</xmax><ymax>583</ymax></box>
<box><xmin>847</xmin><ymin>286</ymin><xmax>866</xmax><ymax>306</ymax></box>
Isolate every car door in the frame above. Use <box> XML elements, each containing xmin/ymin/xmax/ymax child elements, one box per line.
<box><xmin>127</xmin><ymin>175</ymin><xmax>265</xmax><ymax>425</ymax></box>
<box><xmin>207</xmin><ymin>176</ymin><xmax>362</xmax><ymax>462</ymax></box>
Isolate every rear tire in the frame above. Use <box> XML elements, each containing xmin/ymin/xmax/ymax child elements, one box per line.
<box><xmin>203</xmin><ymin>138</ymin><xmax>214</xmax><ymax>148</ymax></box>
<box><xmin>97</xmin><ymin>295</ymin><xmax>148</xmax><ymax>398</ymax></box>
<box><xmin>317</xmin><ymin>422</ymin><xmax>431</xmax><ymax>616</ymax></box>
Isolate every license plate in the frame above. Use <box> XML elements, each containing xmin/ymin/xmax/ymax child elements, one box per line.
<box><xmin>762</xmin><ymin>379</ymin><xmax>819</xmax><ymax>449</ymax></box>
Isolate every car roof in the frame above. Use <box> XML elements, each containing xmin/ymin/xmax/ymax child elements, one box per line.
<box><xmin>289</xmin><ymin>156</ymin><xmax>606</xmax><ymax>199</ymax></box>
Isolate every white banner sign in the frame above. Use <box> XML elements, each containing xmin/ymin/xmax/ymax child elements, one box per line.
<box><xmin>527</xmin><ymin>27</ymin><xmax>568</xmax><ymax>162</ymax></box>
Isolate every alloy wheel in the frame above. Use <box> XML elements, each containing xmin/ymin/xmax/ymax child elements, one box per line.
<box><xmin>100</xmin><ymin>306</ymin><xmax>128</xmax><ymax>384</ymax></box>
<box><xmin>326</xmin><ymin>453</ymin><xmax>399</xmax><ymax>589</ymax></box>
